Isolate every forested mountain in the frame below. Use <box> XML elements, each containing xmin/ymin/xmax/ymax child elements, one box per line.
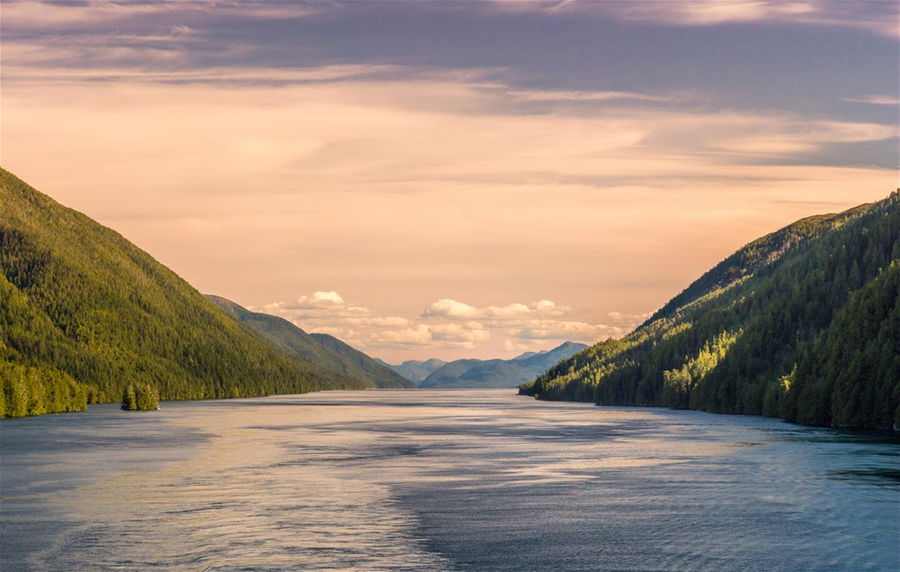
<box><xmin>522</xmin><ymin>192</ymin><xmax>899</xmax><ymax>430</ymax></box>
<box><xmin>206</xmin><ymin>295</ymin><xmax>413</xmax><ymax>389</ymax></box>
<box><xmin>382</xmin><ymin>358</ymin><xmax>447</xmax><ymax>383</ymax></box>
<box><xmin>0</xmin><ymin>168</ymin><xmax>371</xmax><ymax>417</ymax></box>
<box><xmin>417</xmin><ymin>342</ymin><xmax>588</xmax><ymax>388</ymax></box>
<box><xmin>309</xmin><ymin>334</ymin><xmax>414</xmax><ymax>388</ymax></box>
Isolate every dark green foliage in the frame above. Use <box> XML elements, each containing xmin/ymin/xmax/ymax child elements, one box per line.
<box><xmin>0</xmin><ymin>168</ymin><xmax>369</xmax><ymax>417</ymax></box>
<box><xmin>790</xmin><ymin>262</ymin><xmax>900</xmax><ymax>429</ymax></box>
<box><xmin>0</xmin><ymin>361</ymin><xmax>89</xmax><ymax>417</ymax></box>
<box><xmin>206</xmin><ymin>294</ymin><xmax>414</xmax><ymax>389</ymax></box>
<box><xmin>121</xmin><ymin>381</ymin><xmax>159</xmax><ymax>410</ymax></box>
<box><xmin>522</xmin><ymin>191</ymin><xmax>900</xmax><ymax>430</ymax></box>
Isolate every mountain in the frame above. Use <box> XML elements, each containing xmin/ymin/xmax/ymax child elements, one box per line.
<box><xmin>309</xmin><ymin>334</ymin><xmax>416</xmax><ymax>388</ymax></box>
<box><xmin>417</xmin><ymin>341</ymin><xmax>588</xmax><ymax>388</ymax></box>
<box><xmin>206</xmin><ymin>295</ymin><xmax>413</xmax><ymax>389</ymax></box>
<box><xmin>511</xmin><ymin>351</ymin><xmax>539</xmax><ymax>361</ymax></box>
<box><xmin>0</xmin><ymin>168</ymin><xmax>372</xmax><ymax>417</ymax></box>
<box><xmin>384</xmin><ymin>358</ymin><xmax>448</xmax><ymax>383</ymax></box>
<box><xmin>521</xmin><ymin>192</ymin><xmax>899</xmax><ymax>430</ymax></box>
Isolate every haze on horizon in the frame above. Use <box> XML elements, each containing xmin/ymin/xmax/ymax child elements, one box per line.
<box><xmin>1</xmin><ymin>0</ymin><xmax>897</xmax><ymax>362</ymax></box>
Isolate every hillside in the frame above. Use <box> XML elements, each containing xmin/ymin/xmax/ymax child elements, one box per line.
<box><xmin>384</xmin><ymin>358</ymin><xmax>447</xmax><ymax>383</ymax></box>
<box><xmin>0</xmin><ymin>168</ymin><xmax>370</xmax><ymax>417</ymax></box>
<box><xmin>521</xmin><ymin>192</ymin><xmax>900</xmax><ymax>430</ymax></box>
<box><xmin>418</xmin><ymin>342</ymin><xmax>587</xmax><ymax>388</ymax></box>
<box><xmin>309</xmin><ymin>334</ymin><xmax>414</xmax><ymax>388</ymax></box>
<box><xmin>206</xmin><ymin>295</ymin><xmax>413</xmax><ymax>388</ymax></box>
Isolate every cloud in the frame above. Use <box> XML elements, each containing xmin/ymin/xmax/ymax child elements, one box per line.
<box><xmin>605</xmin><ymin>1</ymin><xmax>817</xmax><ymax>25</ymax></box>
<box><xmin>3</xmin><ymin>2</ymin><xmax>895</xmax><ymax>363</ymax></box>
<box><xmin>1</xmin><ymin>36</ymin><xmax>401</xmax><ymax>84</ymax></box>
<box><xmin>305</xmin><ymin>291</ymin><xmax>344</xmax><ymax>305</ymax></box>
<box><xmin>844</xmin><ymin>95</ymin><xmax>900</xmax><ymax>106</ymax></box>
<box><xmin>508</xmin><ymin>320</ymin><xmax>626</xmax><ymax>342</ymax></box>
<box><xmin>506</xmin><ymin>90</ymin><xmax>673</xmax><ymax>103</ymax></box>
<box><xmin>606</xmin><ymin>311</ymin><xmax>654</xmax><ymax>327</ymax></box>
<box><xmin>4</xmin><ymin>74</ymin><xmax>895</xmax><ymax>364</ymax></box>
<box><xmin>10</xmin><ymin>0</ymin><xmax>893</xmax><ymax>40</ymax></box>
<box><xmin>429</xmin><ymin>322</ymin><xmax>492</xmax><ymax>344</ymax></box>
<box><xmin>422</xmin><ymin>299</ymin><xmax>568</xmax><ymax>322</ymax></box>
<box><xmin>488</xmin><ymin>0</ymin><xmax>899</xmax><ymax>38</ymax></box>
<box><xmin>257</xmin><ymin>291</ymin><xmax>613</xmax><ymax>357</ymax></box>
<box><xmin>1</xmin><ymin>0</ymin><xmax>320</xmax><ymax>30</ymax></box>
<box><xmin>421</xmin><ymin>299</ymin><xmax>480</xmax><ymax>319</ymax></box>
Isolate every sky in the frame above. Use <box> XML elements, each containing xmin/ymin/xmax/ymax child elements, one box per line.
<box><xmin>2</xmin><ymin>0</ymin><xmax>898</xmax><ymax>362</ymax></box>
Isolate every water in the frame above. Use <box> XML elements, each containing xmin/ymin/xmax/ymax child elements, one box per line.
<box><xmin>1</xmin><ymin>389</ymin><xmax>898</xmax><ymax>571</ymax></box>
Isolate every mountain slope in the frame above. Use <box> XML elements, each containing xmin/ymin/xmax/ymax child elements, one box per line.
<box><xmin>521</xmin><ymin>192</ymin><xmax>900</xmax><ymax>430</ymax></box>
<box><xmin>205</xmin><ymin>294</ymin><xmax>412</xmax><ymax>388</ymax></box>
<box><xmin>418</xmin><ymin>341</ymin><xmax>588</xmax><ymax>388</ymax></box>
<box><xmin>385</xmin><ymin>359</ymin><xmax>447</xmax><ymax>383</ymax></box>
<box><xmin>308</xmin><ymin>333</ymin><xmax>414</xmax><ymax>388</ymax></box>
<box><xmin>0</xmin><ymin>168</ymin><xmax>369</xmax><ymax>417</ymax></box>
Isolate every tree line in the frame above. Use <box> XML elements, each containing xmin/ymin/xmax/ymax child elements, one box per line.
<box><xmin>522</xmin><ymin>191</ymin><xmax>899</xmax><ymax>430</ymax></box>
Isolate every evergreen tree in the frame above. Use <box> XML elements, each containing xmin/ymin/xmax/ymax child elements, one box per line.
<box><xmin>523</xmin><ymin>191</ymin><xmax>900</xmax><ymax>430</ymax></box>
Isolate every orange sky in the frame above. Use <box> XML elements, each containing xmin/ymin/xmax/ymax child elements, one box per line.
<box><xmin>2</xmin><ymin>1</ymin><xmax>897</xmax><ymax>361</ymax></box>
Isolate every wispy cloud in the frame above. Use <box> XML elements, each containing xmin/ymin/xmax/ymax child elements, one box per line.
<box><xmin>599</xmin><ymin>1</ymin><xmax>819</xmax><ymax>26</ymax></box>
<box><xmin>486</xmin><ymin>0</ymin><xmax>899</xmax><ymax>37</ymax></box>
<box><xmin>3</xmin><ymin>75</ymin><xmax>895</xmax><ymax>362</ymax></box>
<box><xmin>505</xmin><ymin>90</ymin><xmax>674</xmax><ymax>103</ymax></box>
<box><xmin>3</xmin><ymin>0</ymin><xmax>895</xmax><ymax>361</ymax></box>
<box><xmin>2</xmin><ymin>62</ymin><xmax>403</xmax><ymax>85</ymax></box>
<box><xmin>1</xmin><ymin>0</ymin><xmax>321</xmax><ymax>29</ymax></box>
<box><xmin>843</xmin><ymin>95</ymin><xmax>900</xmax><ymax>106</ymax></box>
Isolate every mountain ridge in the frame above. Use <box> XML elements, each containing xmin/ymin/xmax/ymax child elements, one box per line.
<box><xmin>521</xmin><ymin>192</ymin><xmax>899</xmax><ymax>430</ymax></box>
<box><xmin>0</xmin><ymin>168</ymin><xmax>371</xmax><ymax>417</ymax></box>
<box><xmin>409</xmin><ymin>341</ymin><xmax>588</xmax><ymax>388</ymax></box>
<box><xmin>205</xmin><ymin>295</ymin><xmax>413</xmax><ymax>389</ymax></box>
<box><xmin>384</xmin><ymin>358</ymin><xmax>448</xmax><ymax>383</ymax></box>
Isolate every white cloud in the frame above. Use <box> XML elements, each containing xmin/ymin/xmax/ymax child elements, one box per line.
<box><xmin>422</xmin><ymin>298</ymin><xmax>568</xmax><ymax>322</ymax></box>
<box><xmin>255</xmin><ymin>291</ymin><xmax>620</xmax><ymax>357</ymax></box>
<box><xmin>429</xmin><ymin>322</ymin><xmax>492</xmax><ymax>344</ymax></box>
<box><xmin>421</xmin><ymin>299</ymin><xmax>480</xmax><ymax>319</ymax></box>
<box><xmin>308</xmin><ymin>291</ymin><xmax>343</xmax><ymax>305</ymax></box>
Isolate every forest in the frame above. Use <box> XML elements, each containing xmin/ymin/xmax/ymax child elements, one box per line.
<box><xmin>0</xmin><ymin>168</ymin><xmax>372</xmax><ymax>417</ymax></box>
<box><xmin>521</xmin><ymin>191</ymin><xmax>899</xmax><ymax>430</ymax></box>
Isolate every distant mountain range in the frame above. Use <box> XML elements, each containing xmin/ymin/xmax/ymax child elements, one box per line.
<box><xmin>383</xmin><ymin>342</ymin><xmax>588</xmax><ymax>388</ymax></box>
<box><xmin>523</xmin><ymin>192</ymin><xmax>899</xmax><ymax>430</ymax></box>
<box><xmin>376</xmin><ymin>358</ymin><xmax>447</xmax><ymax>383</ymax></box>
<box><xmin>207</xmin><ymin>295</ymin><xmax>413</xmax><ymax>389</ymax></box>
<box><xmin>0</xmin><ymin>168</ymin><xmax>409</xmax><ymax>417</ymax></box>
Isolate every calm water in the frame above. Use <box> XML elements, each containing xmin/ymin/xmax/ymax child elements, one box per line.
<box><xmin>1</xmin><ymin>389</ymin><xmax>899</xmax><ymax>571</ymax></box>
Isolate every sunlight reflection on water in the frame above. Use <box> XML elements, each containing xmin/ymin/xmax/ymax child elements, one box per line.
<box><xmin>1</xmin><ymin>389</ymin><xmax>898</xmax><ymax>571</ymax></box>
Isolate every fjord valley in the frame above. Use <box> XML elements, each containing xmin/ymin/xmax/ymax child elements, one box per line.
<box><xmin>396</xmin><ymin>341</ymin><xmax>587</xmax><ymax>388</ymax></box>
<box><xmin>0</xmin><ymin>168</ymin><xmax>408</xmax><ymax>418</ymax></box>
<box><xmin>382</xmin><ymin>358</ymin><xmax>448</xmax><ymax>384</ymax></box>
<box><xmin>3</xmin><ymin>2</ymin><xmax>899</xmax><ymax>570</ymax></box>
<box><xmin>522</xmin><ymin>192</ymin><xmax>900</xmax><ymax>430</ymax></box>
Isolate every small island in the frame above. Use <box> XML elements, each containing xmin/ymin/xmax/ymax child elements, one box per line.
<box><xmin>121</xmin><ymin>382</ymin><xmax>159</xmax><ymax>411</ymax></box>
